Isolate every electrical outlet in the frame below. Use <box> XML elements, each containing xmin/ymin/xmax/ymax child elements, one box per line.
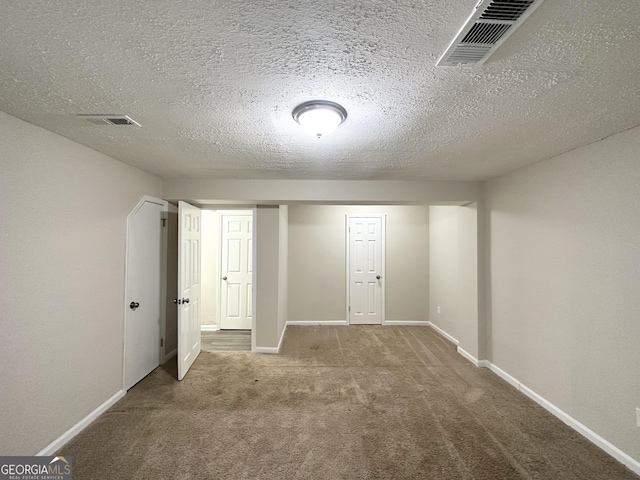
<box><xmin>437</xmin><ymin>306</ymin><xmax>441</xmax><ymax>315</ymax></box>
<box><xmin>636</xmin><ymin>407</ymin><xmax>640</xmax><ymax>428</ymax></box>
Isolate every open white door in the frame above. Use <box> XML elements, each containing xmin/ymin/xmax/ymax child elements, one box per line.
<box><xmin>347</xmin><ymin>215</ymin><xmax>385</xmax><ymax>325</ymax></box>
<box><xmin>220</xmin><ymin>212</ymin><xmax>253</xmax><ymax>330</ymax></box>
<box><xmin>124</xmin><ymin>196</ymin><xmax>166</xmax><ymax>390</ymax></box>
<box><xmin>177</xmin><ymin>201</ymin><xmax>201</xmax><ymax>381</ymax></box>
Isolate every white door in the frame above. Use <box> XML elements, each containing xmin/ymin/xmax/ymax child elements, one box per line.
<box><xmin>178</xmin><ymin>201</ymin><xmax>201</xmax><ymax>381</ymax></box>
<box><xmin>348</xmin><ymin>215</ymin><xmax>385</xmax><ymax>325</ymax></box>
<box><xmin>124</xmin><ymin>198</ymin><xmax>165</xmax><ymax>390</ymax></box>
<box><xmin>220</xmin><ymin>212</ymin><xmax>253</xmax><ymax>330</ymax></box>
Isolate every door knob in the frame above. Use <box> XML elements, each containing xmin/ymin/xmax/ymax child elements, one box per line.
<box><xmin>376</xmin><ymin>275</ymin><xmax>381</xmax><ymax>280</ymax></box>
<box><xmin>129</xmin><ymin>301</ymin><xmax>140</xmax><ymax>310</ymax></box>
<box><xmin>222</xmin><ymin>276</ymin><xmax>228</xmax><ymax>281</ymax></box>
<box><xmin>183</xmin><ymin>298</ymin><xmax>190</xmax><ymax>304</ymax></box>
<box><xmin>174</xmin><ymin>298</ymin><xmax>181</xmax><ymax>305</ymax></box>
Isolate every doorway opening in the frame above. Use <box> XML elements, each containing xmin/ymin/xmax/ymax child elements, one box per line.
<box><xmin>200</xmin><ymin>209</ymin><xmax>254</xmax><ymax>351</ymax></box>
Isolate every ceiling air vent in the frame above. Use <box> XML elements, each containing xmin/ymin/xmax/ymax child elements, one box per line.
<box><xmin>437</xmin><ymin>0</ymin><xmax>545</xmax><ymax>67</ymax></box>
<box><xmin>77</xmin><ymin>114</ymin><xmax>141</xmax><ymax>126</ymax></box>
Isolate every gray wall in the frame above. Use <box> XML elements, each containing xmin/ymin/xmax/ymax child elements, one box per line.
<box><xmin>254</xmin><ymin>206</ymin><xmax>288</xmax><ymax>349</ymax></box>
<box><xmin>164</xmin><ymin>204</ymin><xmax>178</xmax><ymax>355</ymax></box>
<box><xmin>163</xmin><ymin>179</ymin><xmax>482</xmax><ymax>205</ymax></box>
<box><xmin>429</xmin><ymin>205</ymin><xmax>479</xmax><ymax>357</ymax></box>
<box><xmin>288</xmin><ymin>205</ymin><xmax>429</xmax><ymax>322</ymax></box>
<box><xmin>485</xmin><ymin>126</ymin><xmax>640</xmax><ymax>463</ymax></box>
<box><xmin>0</xmin><ymin>112</ymin><xmax>162</xmax><ymax>454</ymax></box>
<box><xmin>278</xmin><ymin>206</ymin><xmax>289</xmax><ymax>338</ymax></box>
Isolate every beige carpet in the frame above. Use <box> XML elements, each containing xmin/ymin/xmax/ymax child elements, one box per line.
<box><xmin>62</xmin><ymin>326</ymin><xmax>638</xmax><ymax>479</ymax></box>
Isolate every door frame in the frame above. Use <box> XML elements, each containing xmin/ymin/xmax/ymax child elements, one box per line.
<box><xmin>122</xmin><ymin>195</ymin><xmax>169</xmax><ymax>391</ymax></box>
<box><xmin>216</xmin><ymin>209</ymin><xmax>255</xmax><ymax>331</ymax></box>
<box><xmin>345</xmin><ymin>214</ymin><xmax>386</xmax><ymax>325</ymax></box>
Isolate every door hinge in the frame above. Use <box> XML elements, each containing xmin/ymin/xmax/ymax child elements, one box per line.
<box><xmin>348</xmin><ymin>306</ymin><xmax>351</xmax><ymax>312</ymax></box>
<box><xmin>160</xmin><ymin>338</ymin><xmax>164</xmax><ymax>347</ymax></box>
<box><xmin>161</xmin><ymin>218</ymin><xmax>167</xmax><ymax>227</ymax></box>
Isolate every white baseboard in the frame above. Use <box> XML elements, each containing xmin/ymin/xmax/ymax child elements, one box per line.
<box><xmin>519</xmin><ymin>384</ymin><xmax>640</xmax><ymax>475</ymax></box>
<box><xmin>426</xmin><ymin>321</ymin><xmax>460</xmax><ymax>346</ymax></box>
<box><xmin>427</xmin><ymin>324</ymin><xmax>481</xmax><ymax>369</ymax></box>
<box><xmin>484</xmin><ymin>363</ymin><xmax>640</xmax><ymax>476</ymax></box>
<box><xmin>485</xmin><ymin>362</ymin><xmax>520</xmax><ymax>389</ymax></box>
<box><xmin>477</xmin><ymin>359</ymin><xmax>491</xmax><ymax>369</ymax></box>
<box><xmin>163</xmin><ymin>348</ymin><xmax>177</xmax><ymax>364</ymax></box>
<box><xmin>36</xmin><ymin>390</ymin><xmax>125</xmax><ymax>456</ymax></box>
<box><xmin>427</xmin><ymin>318</ymin><xmax>640</xmax><ymax>474</ymax></box>
<box><xmin>286</xmin><ymin>320</ymin><xmax>348</xmax><ymax>326</ymax></box>
<box><xmin>456</xmin><ymin>346</ymin><xmax>479</xmax><ymax>366</ymax></box>
<box><xmin>254</xmin><ymin>346</ymin><xmax>280</xmax><ymax>354</ymax></box>
<box><xmin>384</xmin><ymin>320</ymin><xmax>430</xmax><ymax>326</ymax></box>
<box><xmin>275</xmin><ymin>322</ymin><xmax>287</xmax><ymax>352</ymax></box>
<box><xmin>200</xmin><ymin>324</ymin><xmax>218</xmax><ymax>332</ymax></box>
<box><xmin>255</xmin><ymin>321</ymin><xmax>289</xmax><ymax>354</ymax></box>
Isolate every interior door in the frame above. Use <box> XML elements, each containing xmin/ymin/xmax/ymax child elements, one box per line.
<box><xmin>348</xmin><ymin>215</ymin><xmax>384</xmax><ymax>325</ymax></box>
<box><xmin>124</xmin><ymin>198</ymin><xmax>164</xmax><ymax>390</ymax></box>
<box><xmin>177</xmin><ymin>201</ymin><xmax>201</xmax><ymax>381</ymax></box>
<box><xmin>220</xmin><ymin>212</ymin><xmax>253</xmax><ymax>330</ymax></box>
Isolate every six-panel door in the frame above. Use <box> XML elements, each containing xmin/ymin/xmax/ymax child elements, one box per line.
<box><xmin>178</xmin><ymin>201</ymin><xmax>201</xmax><ymax>380</ymax></box>
<box><xmin>220</xmin><ymin>213</ymin><xmax>253</xmax><ymax>330</ymax></box>
<box><xmin>349</xmin><ymin>216</ymin><xmax>383</xmax><ymax>325</ymax></box>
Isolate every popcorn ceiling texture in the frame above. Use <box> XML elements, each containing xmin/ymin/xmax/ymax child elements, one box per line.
<box><xmin>1</xmin><ymin>0</ymin><xmax>639</xmax><ymax>180</ymax></box>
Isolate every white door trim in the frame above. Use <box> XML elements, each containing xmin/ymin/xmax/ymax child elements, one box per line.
<box><xmin>217</xmin><ymin>209</ymin><xmax>254</xmax><ymax>330</ymax></box>
<box><xmin>345</xmin><ymin>214</ymin><xmax>386</xmax><ymax>325</ymax></box>
<box><xmin>122</xmin><ymin>195</ymin><xmax>168</xmax><ymax>392</ymax></box>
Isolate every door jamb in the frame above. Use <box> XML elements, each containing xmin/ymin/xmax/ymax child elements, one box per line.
<box><xmin>122</xmin><ymin>195</ymin><xmax>169</xmax><ymax>392</ymax></box>
<box><xmin>345</xmin><ymin>214</ymin><xmax>386</xmax><ymax>325</ymax></box>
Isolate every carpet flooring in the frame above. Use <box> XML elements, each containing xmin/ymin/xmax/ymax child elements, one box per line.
<box><xmin>61</xmin><ymin>326</ymin><xmax>638</xmax><ymax>479</ymax></box>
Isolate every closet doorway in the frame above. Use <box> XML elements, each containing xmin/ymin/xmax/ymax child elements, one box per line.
<box><xmin>200</xmin><ymin>209</ymin><xmax>253</xmax><ymax>352</ymax></box>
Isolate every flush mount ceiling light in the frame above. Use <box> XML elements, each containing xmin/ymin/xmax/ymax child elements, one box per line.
<box><xmin>292</xmin><ymin>100</ymin><xmax>347</xmax><ymax>138</ymax></box>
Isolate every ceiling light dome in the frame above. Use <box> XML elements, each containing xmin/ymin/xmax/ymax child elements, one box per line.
<box><xmin>292</xmin><ymin>100</ymin><xmax>347</xmax><ymax>138</ymax></box>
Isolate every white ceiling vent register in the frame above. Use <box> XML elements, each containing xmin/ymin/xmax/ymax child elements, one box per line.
<box><xmin>77</xmin><ymin>114</ymin><xmax>141</xmax><ymax>126</ymax></box>
<box><xmin>437</xmin><ymin>0</ymin><xmax>545</xmax><ymax>66</ymax></box>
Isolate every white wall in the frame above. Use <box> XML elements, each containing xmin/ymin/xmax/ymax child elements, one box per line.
<box><xmin>0</xmin><ymin>112</ymin><xmax>162</xmax><ymax>454</ymax></box>
<box><xmin>429</xmin><ymin>205</ymin><xmax>479</xmax><ymax>358</ymax></box>
<box><xmin>485</xmin><ymin>126</ymin><xmax>640</xmax><ymax>464</ymax></box>
<box><xmin>288</xmin><ymin>205</ymin><xmax>429</xmax><ymax>322</ymax></box>
<box><xmin>278</xmin><ymin>206</ymin><xmax>289</xmax><ymax>338</ymax></box>
<box><xmin>163</xmin><ymin>178</ymin><xmax>482</xmax><ymax>204</ymax></box>
<box><xmin>200</xmin><ymin>210</ymin><xmax>218</xmax><ymax>327</ymax></box>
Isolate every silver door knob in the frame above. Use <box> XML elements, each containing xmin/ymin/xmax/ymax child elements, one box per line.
<box><xmin>129</xmin><ymin>301</ymin><xmax>140</xmax><ymax>310</ymax></box>
<box><xmin>183</xmin><ymin>298</ymin><xmax>189</xmax><ymax>304</ymax></box>
<box><xmin>376</xmin><ymin>275</ymin><xmax>381</xmax><ymax>280</ymax></box>
<box><xmin>222</xmin><ymin>276</ymin><xmax>228</xmax><ymax>280</ymax></box>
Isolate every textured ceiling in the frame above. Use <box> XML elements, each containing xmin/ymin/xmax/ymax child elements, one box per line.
<box><xmin>1</xmin><ymin>0</ymin><xmax>639</xmax><ymax>181</ymax></box>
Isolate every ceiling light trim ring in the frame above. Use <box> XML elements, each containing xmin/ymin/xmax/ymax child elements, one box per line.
<box><xmin>292</xmin><ymin>100</ymin><xmax>347</xmax><ymax>138</ymax></box>
<box><xmin>292</xmin><ymin>100</ymin><xmax>347</xmax><ymax>124</ymax></box>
